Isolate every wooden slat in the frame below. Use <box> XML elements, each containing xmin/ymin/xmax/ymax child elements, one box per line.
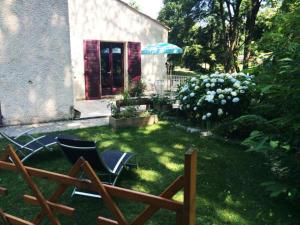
<box><xmin>97</xmin><ymin>217</ymin><xmax>119</xmax><ymax>225</ymax></box>
<box><xmin>0</xmin><ymin>187</ymin><xmax>8</xmax><ymax>196</ymax></box>
<box><xmin>183</xmin><ymin>148</ymin><xmax>197</xmax><ymax>225</ymax></box>
<box><xmin>176</xmin><ymin>212</ymin><xmax>184</xmax><ymax>225</ymax></box>
<box><xmin>132</xmin><ymin>176</ymin><xmax>184</xmax><ymax>225</ymax></box>
<box><xmin>82</xmin><ymin>161</ymin><xmax>129</xmax><ymax>225</ymax></box>
<box><xmin>0</xmin><ymin>161</ymin><xmax>183</xmax><ymax>212</ymax></box>
<box><xmin>7</xmin><ymin>145</ymin><xmax>61</xmax><ymax>225</ymax></box>
<box><xmin>106</xmin><ymin>185</ymin><xmax>183</xmax><ymax>212</ymax></box>
<box><xmin>34</xmin><ymin>158</ymin><xmax>84</xmax><ymax>224</ymax></box>
<box><xmin>23</xmin><ymin>195</ymin><xmax>75</xmax><ymax>216</ymax></box>
<box><xmin>0</xmin><ymin>211</ymin><xmax>34</xmax><ymax>225</ymax></box>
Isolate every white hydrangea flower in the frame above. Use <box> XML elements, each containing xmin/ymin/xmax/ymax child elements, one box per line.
<box><xmin>232</xmin><ymin>97</ymin><xmax>240</xmax><ymax>103</ymax></box>
<box><xmin>193</xmin><ymin>107</ymin><xmax>197</xmax><ymax>111</ymax></box>
<box><xmin>211</xmin><ymin>91</ymin><xmax>216</xmax><ymax>95</ymax></box>
<box><xmin>211</xmin><ymin>78</ymin><xmax>217</xmax><ymax>83</ymax></box>
<box><xmin>233</xmin><ymin>82</ymin><xmax>241</xmax><ymax>88</ymax></box>
<box><xmin>192</xmin><ymin>83</ymin><xmax>196</xmax><ymax>87</ymax></box>
<box><xmin>186</xmin><ymin>104</ymin><xmax>190</xmax><ymax>108</ymax></box>
<box><xmin>180</xmin><ymin>85</ymin><xmax>189</xmax><ymax>93</ymax></box>
<box><xmin>205</xmin><ymin>95</ymin><xmax>214</xmax><ymax>103</ymax></box>
<box><xmin>183</xmin><ymin>96</ymin><xmax>187</xmax><ymax>101</ymax></box>
<box><xmin>190</xmin><ymin>92</ymin><xmax>195</xmax><ymax>97</ymax></box>
<box><xmin>227</xmin><ymin>96</ymin><xmax>232</xmax><ymax>100</ymax></box>
<box><xmin>231</xmin><ymin>78</ymin><xmax>237</xmax><ymax>83</ymax></box>
<box><xmin>240</xmin><ymin>90</ymin><xmax>245</xmax><ymax>94</ymax></box>
<box><xmin>231</xmin><ymin>91</ymin><xmax>237</xmax><ymax>96</ymax></box>
<box><xmin>191</xmin><ymin>77</ymin><xmax>197</xmax><ymax>82</ymax></box>
<box><xmin>210</xmin><ymin>83</ymin><xmax>215</xmax><ymax>87</ymax></box>
<box><xmin>218</xmin><ymin>78</ymin><xmax>224</xmax><ymax>83</ymax></box>
<box><xmin>221</xmin><ymin>99</ymin><xmax>227</xmax><ymax>105</ymax></box>
<box><xmin>202</xmin><ymin>115</ymin><xmax>207</xmax><ymax>120</ymax></box>
<box><xmin>218</xmin><ymin>94</ymin><xmax>224</xmax><ymax>99</ymax></box>
<box><xmin>195</xmin><ymin>86</ymin><xmax>199</xmax><ymax>90</ymax></box>
<box><xmin>218</xmin><ymin>108</ymin><xmax>223</xmax><ymax>116</ymax></box>
<box><xmin>203</xmin><ymin>79</ymin><xmax>209</xmax><ymax>83</ymax></box>
<box><xmin>205</xmin><ymin>83</ymin><xmax>211</xmax><ymax>88</ymax></box>
<box><xmin>217</xmin><ymin>89</ymin><xmax>222</xmax><ymax>94</ymax></box>
<box><xmin>206</xmin><ymin>112</ymin><xmax>212</xmax><ymax>117</ymax></box>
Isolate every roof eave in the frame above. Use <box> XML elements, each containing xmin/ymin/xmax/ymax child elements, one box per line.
<box><xmin>116</xmin><ymin>0</ymin><xmax>170</xmax><ymax>31</ymax></box>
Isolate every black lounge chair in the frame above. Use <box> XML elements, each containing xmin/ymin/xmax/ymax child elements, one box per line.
<box><xmin>0</xmin><ymin>129</ymin><xmax>57</xmax><ymax>162</ymax></box>
<box><xmin>57</xmin><ymin>137</ymin><xmax>136</xmax><ymax>198</ymax></box>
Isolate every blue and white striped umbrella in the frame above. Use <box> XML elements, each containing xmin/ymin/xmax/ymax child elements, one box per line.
<box><xmin>141</xmin><ymin>42</ymin><xmax>183</xmax><ymax>55</ymax></box>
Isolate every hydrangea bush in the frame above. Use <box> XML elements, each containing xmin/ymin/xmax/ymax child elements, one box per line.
<box><xmin>176</xmin><ymin>72</ymin><xmax>256</xmax><ymax>121</ymax></box>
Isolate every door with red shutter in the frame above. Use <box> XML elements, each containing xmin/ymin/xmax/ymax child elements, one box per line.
<box><xmin>100</xmin><ymin>42</ymin><xmax>124</xmax><ymax>95</ymax></box>
<box><xmin>83</xmin><ymin>40</ymin><xmax>101</xmax><ymax>100</ymax></box>
<box><xmin>128</xmin><ymin>42</ymin><xmax>141</xmax><ymax>84</ymax></box>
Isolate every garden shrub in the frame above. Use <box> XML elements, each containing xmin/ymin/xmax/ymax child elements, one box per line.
<box><xmin>176</xmin><ymin>72</ymin><xmax>256</xmax><ymax>121</ymax></box>
<box><xmin>242</xmin><ymin>130</ymin><xmax>300</xmax><ymax>200</ymax></box>
<box><xmin>129</xmin><ymin>80</ymin><xmax>146</xmax><ymax>97</ymax></box>
<box><xmin>215</xmin><ymin>115</ymin><xmax>277</xmax><ymax>139</ymax></box>
<box><xmin>240</xmin><ymin>2</ymin><xmax>300</xmax><ymax>200</ymax></box>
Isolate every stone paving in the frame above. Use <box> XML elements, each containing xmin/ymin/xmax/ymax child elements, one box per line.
<box><xmin>74</xmin><ymin>99</ymin><xmax>113</xmax><ymax>119</ymax></box>
<box><xmin>0</xmin><ymin>117</ymin><xmax>109</xmax><ymax>137</ymax></box>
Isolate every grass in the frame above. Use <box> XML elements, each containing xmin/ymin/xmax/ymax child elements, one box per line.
<box><xmin>0</xmin><ymin>122</ymin><xmax>299</xmax><ymax>225</ymax></box>
<box><xmin>173</xmin><ymin>66</ymin><xmax>201</xmax><ymax>76</ymax></box>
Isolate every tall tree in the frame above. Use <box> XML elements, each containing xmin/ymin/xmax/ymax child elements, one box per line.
<box><xmin>159</xmin><ymin>0</ymin><xmax>271</xmax><ymax>72</ymax></box>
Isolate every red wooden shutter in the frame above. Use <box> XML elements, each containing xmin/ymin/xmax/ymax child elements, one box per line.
<box><xmin>128</xmin><ymin>42</ymin><xmax>141</xmax><ymax>83</ymax></box>
<box><xmin>83</xmin><ymin>40</ymin><xmax>101</xmax><ymax>99</ymax></box>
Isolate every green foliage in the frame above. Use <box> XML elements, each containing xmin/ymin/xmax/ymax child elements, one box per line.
<box><xmin>182</xmin><ymin>44</ymin><xmax>203</xmax><ymax>70</ymax></box>
<box><xmin>216</xmin><ymin>115</ymin><xmax>276</xmax><ymax>139</ymax></box>
<box><xmin>158</xmin><ymin>0</ymin><xmax>275</xmax><ymax>71</ymax></box>
<box><xmin>109</xmin><ymin>103</ymin><xmax>150</xmax><ymax>119</ymax></box>
<box><xmin>128</xmin><ymin>0</ymin><xmax>139</xmax><ymax>10</ymax></box>
<box><xmin>242</xmin><ymin>130</ymin><xmax>300</xmax><ymax>199</ymax></box>
<box><xmin>232</xmin><ymin>1</ymin><xmax>300</xmax><ymax>201</ymax></box>
<box><xmin>151</xmin><ymin>94</ymin><xmax>173</xmax><ymax>106</ymax></box>
<box><xmin>129</xmin><ymin>80</ymin><xmax>146</xmax><ymax>97</ymax></box>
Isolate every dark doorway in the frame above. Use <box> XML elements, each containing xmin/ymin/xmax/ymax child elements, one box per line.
<box><xmin>100</xmin><ymin>42</ymin><xmax>124</xmax><ymax>96</ymax></box>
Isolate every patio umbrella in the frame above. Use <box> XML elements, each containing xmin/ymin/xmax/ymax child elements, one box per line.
<box><xmin>141</xmin><ymin>42</ymin><xmax>183</xmax><ymax>55</ymax></box>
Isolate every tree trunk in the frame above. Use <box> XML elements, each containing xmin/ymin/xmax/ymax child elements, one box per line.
<box><xmin>243</xmin><ymin>0</ymin><xmax>261</xmax><ymax>69</ymax></box>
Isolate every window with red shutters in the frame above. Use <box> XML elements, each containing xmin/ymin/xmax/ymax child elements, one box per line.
<box><xmin>127</xmin><ymin>42</ymin><xmax>141</xmax><ymax>83</ymax></box>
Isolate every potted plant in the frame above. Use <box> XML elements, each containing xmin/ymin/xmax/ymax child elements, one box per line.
<box><xmin>108</xmin><ymin>103</ymin><xmax>158</xmax><ymax>130</ymax></box>
<box><xmin>151</xmin><ymin>94</ymin><xmax>173</xmax><ymax>112</ymax></box>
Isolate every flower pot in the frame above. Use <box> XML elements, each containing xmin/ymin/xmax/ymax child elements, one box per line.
<box><xmin>109</xmin><ymin>115</ymin><xmax>158</xmax><ymax>130</ymax></box>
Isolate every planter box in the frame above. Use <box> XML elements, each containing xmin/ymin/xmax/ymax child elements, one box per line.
<box><xmin>109</xmin><ymin>115</ymin><xmax>158</xmax><ymax>130</ymax></box>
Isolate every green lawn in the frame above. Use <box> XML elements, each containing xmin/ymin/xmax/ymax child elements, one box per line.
<box><xmin>173</xmin><ymin>67</ymin><xmax>201</xmax><ymax>76</ymax></box>
<box><xmin>0</xmin><ymin>122</ymin><xmax>299</xmax><ymax>224</ymax></box>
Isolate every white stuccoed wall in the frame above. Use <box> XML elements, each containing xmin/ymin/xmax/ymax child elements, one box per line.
<box><xmin>68</xmin><ymin>0</ymin><xmax>169</xmax><ymax>100</ymax></box>
<box><xmin>0</xmin><ymin>0</ymin><xmax>74</xmax><ymax>125</ymax></box>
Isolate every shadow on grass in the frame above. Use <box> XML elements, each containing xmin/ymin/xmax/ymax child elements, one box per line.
<box><xmin>0</xmin><ymin>121</ymin><xmax>299</xmax><ymax>225</ymax></box>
